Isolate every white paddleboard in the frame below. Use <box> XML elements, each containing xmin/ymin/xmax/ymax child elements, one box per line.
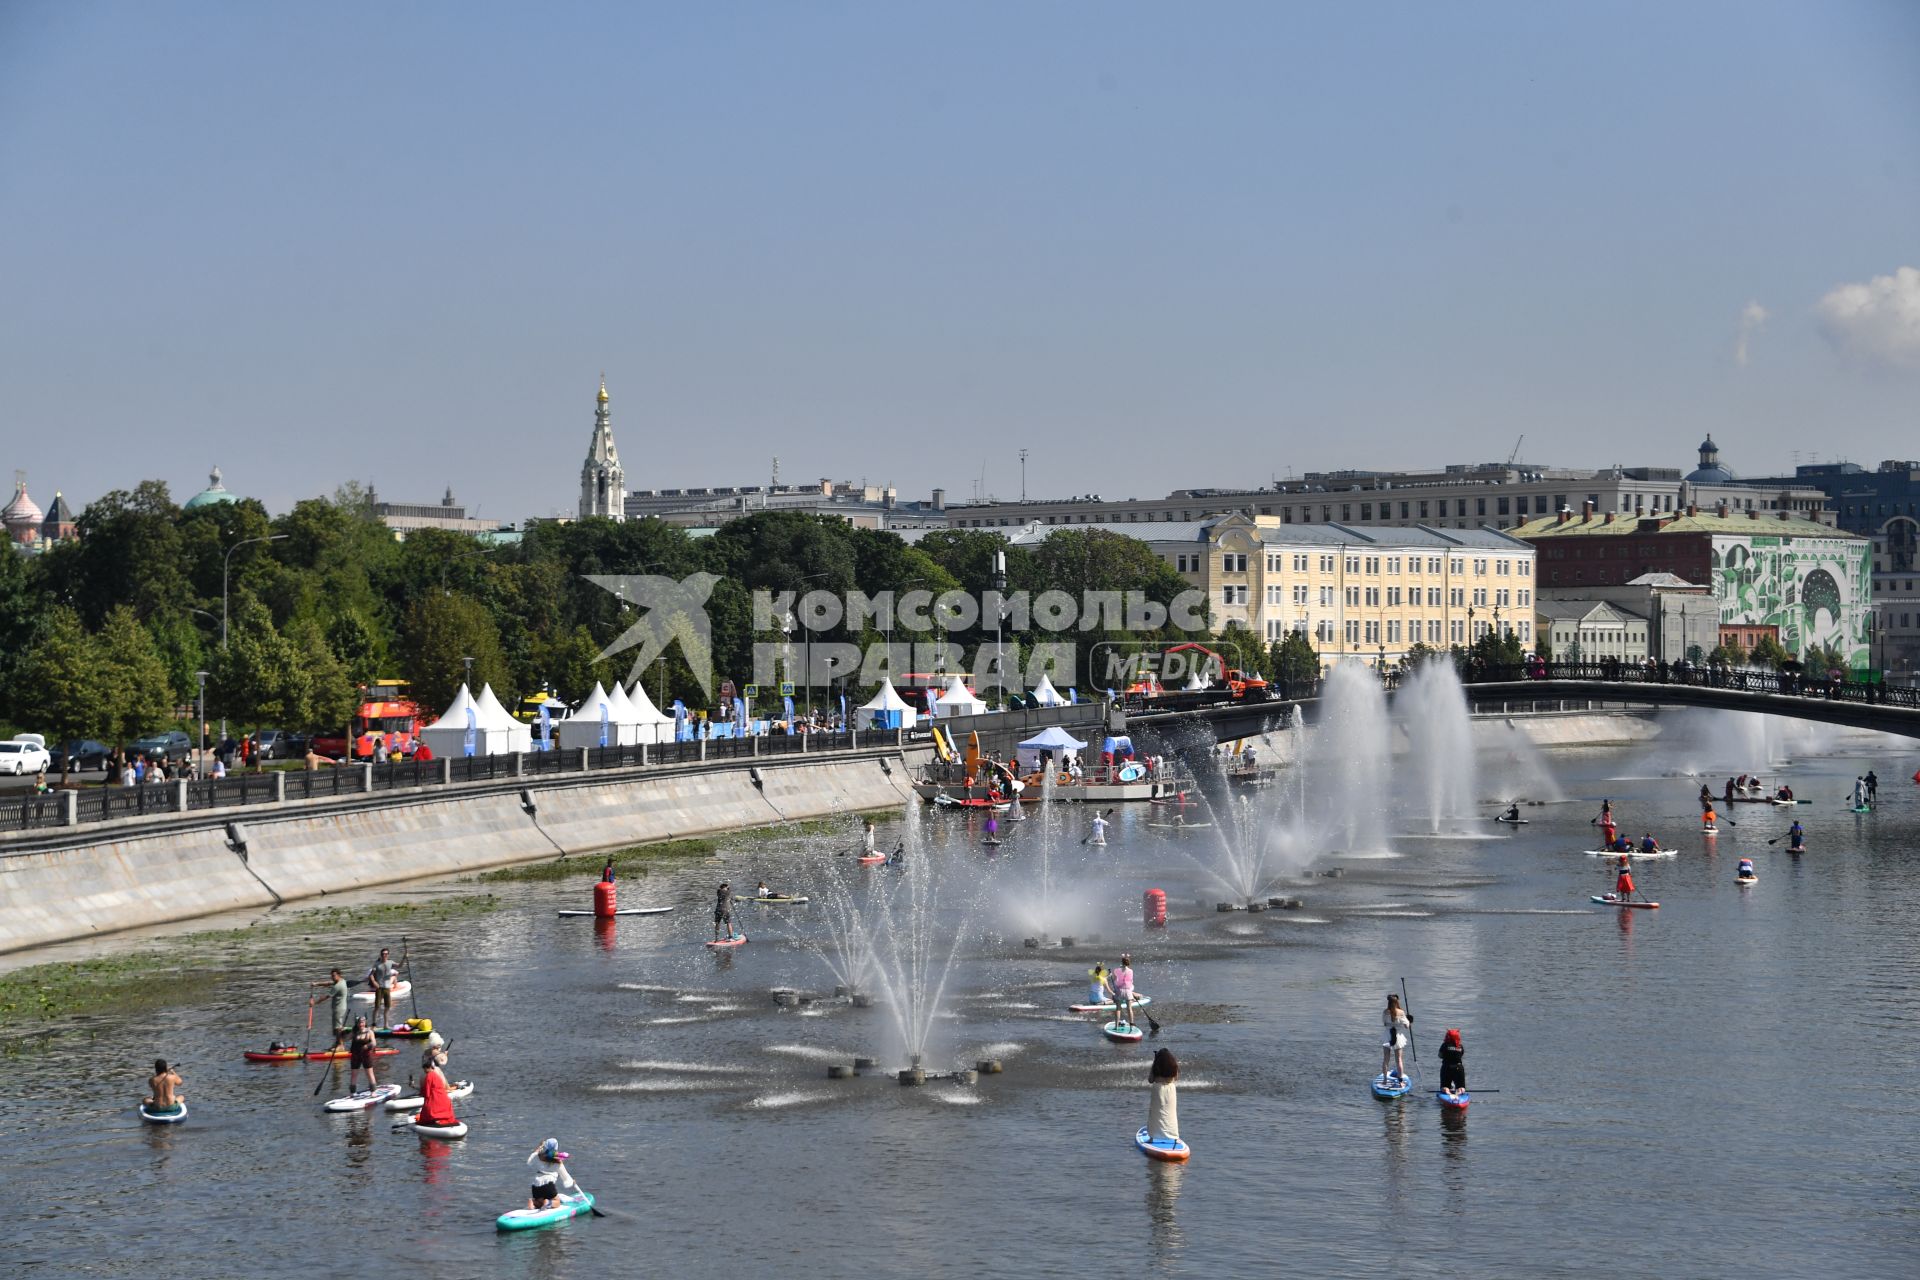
<box><xmin>353</xmin><ymin>980</ymin><xmax>412</xmax><ymax>1004</ymax></box>
<box><xmin>557</xmin><ymin>907</ymin><xmax>674</xmax><ymax>917</ymax></box>
<box><xmin>324</xmin><ymin>1083</ymin><xmax>403</xmax><ymax>1112</ymax></box>
<box><xmin>385</xmin><ymin>1081</ymin><xmax>474</xmax><ymax>1111</ymax></box>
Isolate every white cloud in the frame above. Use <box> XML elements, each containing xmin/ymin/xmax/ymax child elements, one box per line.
<box><xmin>1734</xmin><ymin>299</ymin><xmax>1769</xmax><ymax>367</ymax></box>
<box><xmin>1815</xmin><ymin>265</ymin><xmax>1920</xmax><ymax>370</ymax></box>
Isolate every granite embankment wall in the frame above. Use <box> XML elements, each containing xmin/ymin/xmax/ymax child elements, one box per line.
<box><xmin>1227</xmin><ymin>711</ymin><xmax>1654</xmax><ymax>766</ymax></box>
<box><xmin>0</xmin><ymin>751</ymin><xmax>922</xmax><ymax>956</ymax></box>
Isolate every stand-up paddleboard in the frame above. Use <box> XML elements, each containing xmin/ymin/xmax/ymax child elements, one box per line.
<box><xmin>1592</xmin><ymin>894</ymin><xmax>1659</xmax><ymax>909</ymax></box>
<box><xmin>1586</xmin><ymin>849</ymin><xmax>1675</xmax><ymax>859</ymax></box>
<box><xmin>410</xmin><ymin>1120</ymin><xmax>469</xmax><ymax>1140</ymax></box>
<box><xmin>981</xmin><ymin>838</ymin><xmax>1003</xmax><ymax>847</ymax></box>
<box><xmin>1701</xmin><ymin>826</ymin><xmax>1719</xmax><ymax>836</ymax></box>
<box><xmin>1146</xmin><ymin>822</ymin><xmax>1212</xmax><ymax>830</ymax></box>
<box><xmin>1117</xmin><ymin>762</ymin><xmax>1147</xmax><ymax>782</ymax></box>
<box><xmin>557</xmin><ymin>906</ymin><xmax>674</xmax><ymax>917</ymax></box>
<box><xmin>1853</xmin><ymin>805</ymin><xmax>1872</xmax><ymax>814</ymax></box>
<box><xmin>750</xmin><ymin>895</ymin><xmax>809</xmax><ymax>905</ymax></box>
<box><xmin>1736</xmin><ymin>875</ymin><xmax>1757</xmax><ymax>886</ymax></box>
<box><xmin>308</xmin><ymin>1047</ymin><xmax>399</xmax><ymax>1061</ymax></box>
<box><xmin>385</xmin><ymin>1081</ymin><xmax>474</xmax><ymax>1111</ymax></box>
<box><xmin>139</xmin><ymin>1100</ymin><xmax>188</xmax><ymax>1124</ymax></box>
<box><xmin>1436</xmin><ymin>1090</ymin><xmax>1471</xmax><ymax>1111</ymax></box>
<box><xmin>1787</xmin><ymin>845</ymin><xmax>1808</xmax><ymax>854</ymax></box>
<box><xmin>1135</xmin><ymin>1127</ymin><xmax>1190</xmax><ymax>1162</ymax></box>
<box><xmin>1494</xmin><ymin>815</ymin><xmax>1528</xmax><ymax>825</ymax></box>
<box><xmin>1371</xmin><ymin>1073</ymin><xmax>1413</xmax><ymax>1099</ymax></box>
<box><xmin>856</xmin><ymin>854</ymin><xmax>888</xmax><ymax>865</ymax></box>
<box><xmin>1102</xmin><ymin>1021</ymin><xmax>1145</xmax><ymax>1043</ymax></box>
<box><xmin>324</xmin><ymin>1083</ymin><xmax>403</xmax><ymax>1112</ymax></box>
<box><xmin>376</xmin><ymin>1023</ymin><xmax>434</xmax><ymax>1039</ymax></box>
<box><xmin>706</xmin><ymin>935</ymin><xmax>748</xmax><ymax>948</ymax></box>
<box><xmin>496</xmin><ymin>1191</ymin><xmax>594</xmax><ymax>1232</ymax></box>
<box><xmin>1070</xmin><ymin>995</ymin><xmax>1152</xmax><ymax>1013</ymax></box>
<box><xmin>243</xmin><ymin>1046</ymin><xmax>303</xmax><ymax>1063</ymax></box>
<box><xmin>352</xmin><ymin>980</ymin><xmax>412</xmax><ymax>1004</ymax></box>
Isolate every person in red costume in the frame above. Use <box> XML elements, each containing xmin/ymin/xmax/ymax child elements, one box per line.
<box><xmin>416</xmin><ymin>1040</ymin><xmax>459</xmax><ymax>1129</ymax></box>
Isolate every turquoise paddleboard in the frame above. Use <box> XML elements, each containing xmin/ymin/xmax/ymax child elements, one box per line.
<box><xmin>497</xmin><ymin>1191</ymin><xmax>594</xmax><ymax>1231</ymax></box>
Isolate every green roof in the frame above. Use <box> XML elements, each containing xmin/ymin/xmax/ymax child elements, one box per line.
<box><xmin>1510</xmin><ymin>511</ymin><xmax>1857</xmax><ymax>540</ymax></box>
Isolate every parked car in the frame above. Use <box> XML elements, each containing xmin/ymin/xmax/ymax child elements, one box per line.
<box><xmin>0</xmin><ymin>739</ymin><xmax>53</xmax><ymax>776</ymax></box>
<box><xmin>61</xmin><ymin>739</ymin><xmax>111</xmax><ymax>771</ymax></box>
<box><xmin>254</xmin><ymin>728</ymin><xmax>309</xmax><ymax>760</ymax></box>
<box><xmin>131</xmin><ymin>731</ymin><xmax>192</xmax><ymax>763</ymax></box>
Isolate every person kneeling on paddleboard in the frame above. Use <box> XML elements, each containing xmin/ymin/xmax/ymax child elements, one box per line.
<box><xmin>713</xmin><ymin>882</ymin><xmax>736</xmax><ymax>942</ymax></box>
<box><xmin>1789</xmin><ymin>820</ymin><xmax>1805</xmax><ymax>852</ymax></box>
<box><xmin>417</xmin><ymin>1049</ymin><xmax>459</xmax><ymax>1130</ymax></box>
<box><xmin>146</xmin><ymin>1058</ymin><xmax>183</xmax><ymax>1115</ymax></box>
<box><xmin>1381</xmin><ymin>994</ymin><xmax>1412</xmax><ymax>1081</ymax></box>
<box><xmin>1503</xmin><ymin>803</ymin><xmax>1521</xmax><ymax>823</ymax></box>
<box><xmin>1639</xmin><ymin>832</ymin><xmax>1660</xmax><ymax>855</ymax></box>
<box><xmin>1438</xmin><ymin>1029</ymin><xmax>1467</xmax><ymax>1099</ymax></box>
<box><xmin>1147</xmin><ymin>1048</ymin><xmax>1180</xmax><ymax>1145</ymax></box>
<box><xmin>527</xmin><ymin>1139</ymin><xmax>578</xmax><ymax>1211</ymax></box>
<box><xmin>1088</xmin><ymin>963</ymin><xmax>1110</xmax><ymax>1007</ymax></box>
<box><xmin>755</xmin><ymin>881</ymin><xmax>772</xmax><ymax>899</ymax></box>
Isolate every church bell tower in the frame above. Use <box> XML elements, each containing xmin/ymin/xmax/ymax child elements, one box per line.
<box><xmin>579</xmin><ymin>376</ymin><xmax>625</xmax><ymax>521</ymax></box>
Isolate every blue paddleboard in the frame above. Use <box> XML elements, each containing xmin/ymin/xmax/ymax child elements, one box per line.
<box><xmin>1371</xmin><ymin>1073</ymin><xmax>1412</xmax><ymax>1099</ymax></box>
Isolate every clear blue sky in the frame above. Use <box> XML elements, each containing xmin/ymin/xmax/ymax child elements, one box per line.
<box><xmin>3</xmin><ymin>1</ymin><xmax>1916</xmax><ymax>520</ymax></box>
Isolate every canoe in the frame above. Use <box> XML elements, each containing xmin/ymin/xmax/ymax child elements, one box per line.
<box><xmin>558</xmin><ymin>907</ymin><xmax>675</xmax><ymax>917</ymax></box>
<box><xmin>324</xmin><ymin>1084</ymin><xmax>403</xmax><ymax>1112</ymax></box>
<box><xmin>139</xmin><ymin>1101</ymin><xmax>188</xmax><ymax>1124</ymax></box>
<box><xmin>1436</xmin><ymin>1090</ymin><xmax>1471</xmax><ymax>1111</ymax></box>
<box><xmin>307</xmin><ymin>1047</ymin><xmax>399</xmax><ymax>1061</ymax></box>
<box><xmin>497</xmin><ymin>1191</ymin><xmax>594</xmax><ymax>1232</ymax></box>
<box><xmin>750</xmin><ymin>896</ymin><xmax>809</xmax><ymax>905</ymax></box>
<box><xmin>243</xmin><ymin>1048</ymin><xmax>303</xmax><ymax>1063</ymax></box>
<box><xmin>1135</xmin><ymin>1126</ymin><xmax>1190</xmax><ymax>1162</ymax></box>
<box><xmin>410</xmin><ymin>1120</ymin><xmax>469</xmax><ymax>1140</ymax></box>
<box><xmin>1591</xmin><ymin>894</ymin><xmax>1659</xmax><ymax>909</ymax></box>
<box><xmin>706</xmin><ymin>935</ymin><xmax>748</xmax><ymax>948</ymax></box>
<box><xmin>1069</xmin><ymin>995</ymin><xmax>1152</xmax><ymax>1013</ymax></box>
<box><xmin>1371</xmin><ymin>1073</ymin><xmax>1413</xmax><ymax>1099</ymax></box>
<box><xmin>385</xmin><ymin>1081</ymin><xmax>474</xmax><ymax>1111</ymax></box>
<box><xmin>352</xmin><ymin>980</ymin><xmax>412</xmax><ymax>1004</ymax></box>
<box><xmin>1101</xmin><ymin>1021</ymin><xmax>1145</xmax><ymax>1043</ymax></box>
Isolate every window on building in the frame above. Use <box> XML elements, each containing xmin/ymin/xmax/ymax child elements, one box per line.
<box><xmin>1400</xmin><ymin>502</ymin><xmax>1410</xmax><ymax>519</ymax></box>
<box><xmin>1388</xmin><ymin>620</ymin><xmax>1401</xmax><ymax>643</ymax></box>
<box><xmin>1419</xmin><ymin>501</ymin><xmax>1429</xmax><ymax>519</ymax></box>
<box><xmin>1365</xmin><ymin>557</ymin><xmax>1379</xmax><ymax>574</ymax></box>
<box><xmin>1346</xmin><ymin>556</ymin><xmax>1360</xmax><ymax>574</ymax></box>
<box><xmin>1361</xmin><ymin>503</ymin><xmax>1372</xmax><ymax>520</ymax></box>
<box><xmin>1341</xmin><ymin>504</ymin><xmax>1352</xmax><ymax>521</ymax></box>
<box><xmin>1293</xmin><ymin>554</ymin><xmax>1309</xmax><ymax>571</ymax></box>
<box><xmin>1387</xmin><ymin>587</ymin><xmax>1401</xmax><ymax>606</ymax></box>
<box><xmin>1554</xmin><ymin>494</ymin><xmax>1567</xmax><ymax>513</ymax></box>
<box><xmin>1321</xmin><ymin>586</ymin><xmax>1335</xmax><ymax>605</ymax></box>
<box><xmin>1477</xmin><ymin>498</ymin><xmax>1487</xmax><ymax>516</ymax></box>
<box><xmin>1497</xmin><ymin>497</ymin><xmax>1510</xmax><ymax>515</ymax></box>
<box><xmin>1365</xmin><ymin>587</ymin><xmax>1379</xmax><ymax>606</ymax></box>
<box><xmin>1450</xmin><ymin>588</ymin><xmax>1464</xmax><ymax>607</ymax></box>
<box><xmin>1346</xmin><ymin>620</ymin><xmax>1360</xmax><ymax>643</ymax></box>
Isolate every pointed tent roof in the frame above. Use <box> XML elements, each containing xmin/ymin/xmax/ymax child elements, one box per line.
<box><xmin>859</xmin><ymin>679</ymin><xmax>910</xmax><ymax>711</ymax></box>
<box><xmin>573</xmin><ymin>681</ymin><xmax>614</xmax><ymax>719</ymax></box>
<box><xmin>625</xmin><ymin>679</ymin><xmax>674</xmax><ymax>724</ymax></box>
<box><xmin>425</xmin><ymin>684</ymin><xmax>480</xmax><ymax>731</ymax></box>
<box><xmin>473</xmin><ymin>684</ymin><xmax>520</xmax><ymax>730</ymax></box>
<box><xmin>938</xmin><ymin>675</ymin><xmax>987</xmax><ymax>714</ymax></box>
<box><xmin>1029</xmin><ymin>674</ymin><xmax>1066</xmax><ymax>707</ymax></box>
<box><xmin>1183</xmin><ymin>669</ymin><xmax>1210</xmax><ymax>691</ymax></box>
<box><xmin>1018</xmin><ymin>725</ymin><xmax>1088</xmax><ymax>752</ymax></box>
<box><xmin>606</xmin><ymin>680</ymin><xmax>638</xmax><ymax>725</ymax></box>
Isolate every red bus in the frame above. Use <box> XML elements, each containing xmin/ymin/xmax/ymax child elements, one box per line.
<box><xmin>312</xmin><ymin>679</ymin><xmax>424</xmax><ymax>760</ymax></box>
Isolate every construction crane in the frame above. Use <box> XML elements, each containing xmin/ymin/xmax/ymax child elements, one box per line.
<box><xmin>1507</xmin><ymin>435</ymin><xmax>1525</xmax><ymax>467</ymax></box>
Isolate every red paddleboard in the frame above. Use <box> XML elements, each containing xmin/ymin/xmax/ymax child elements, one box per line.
<box><xmin>307</xmin><ymin>1047</ymin><xmax>400</xmax><ymax>1061</ymax></box>
<box><xmin>857</xmin><ymin>855</ymin><xmax>888</xmax><ymax>865</ymax></box>
<box><xmin>243</xmin><ymin>1048</ymin><xmax>303</xmax><ymax>1063</ymax></box>
<box><xmin>706</xmin><ymin>935</ymin><xmax>748</xmax><ymax>948</ymax></box>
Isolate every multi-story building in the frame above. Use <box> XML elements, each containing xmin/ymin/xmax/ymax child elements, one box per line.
<box><xmin>942</xmin><ymin>436</ymin><xmax>1831</xmax><ymax>535</ymax></box>
<box><xmin>1512</xmin><ymin>502</ymin><xmax>1872</xmax><ymax>668</ymax></box>
<box><xmin>3</xmin><ymin>473</ymin><xmax>78</xmax><ymax>556</ymax></box>
<box><xmin>372</xmin><ymin>486</ymin><xmax>513</xmax><ymax>539</ymax></box>
<box><xmin>1008</xmin><ymin>514</ymin><xmax>1536</xmax><ymax>670</ymax></box>
<box><xmin>1535</xmin><ymin>600</ymin><xmax>1650</xmax><ymax>664</ymax></box>
<box><xmin>1542</xmin><ymin>571</ymin><xmax>1720</xmax><ymax>664</ymax></box>
<box><xmin>627</xmin><ymin>478</ymin><xmax>949</xmax><ymax>532</ymax></box>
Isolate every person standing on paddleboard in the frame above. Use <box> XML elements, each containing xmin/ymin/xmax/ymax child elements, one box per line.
<box><xmin>347</xmin><ymin>1016</ymin><xmax>380</xmax><ymax>1093</ymax></box>
<box><xmin>1724</xmin><ymin>777</ymin><xmax>1736</xmax><ymax>805</ymax></box>
<box><xmin>1147</xmin><ymin>1048</ymin><xmax>1181</xmax><ymax>1145</ymax></box>
<box><xmin>1866</xmin><ymin>770</ymin><xmax>1879</xmax><ymax>804</ymax></box>
<box><xmin>1698</xmin><ymin>785</ymin><xmax>1713</xmax><ymax>812</ymax></box>
<box><xmin>1595</xmin><ymin>799</ymin><xmax>1616</xmax><ymax>847</ymax></box>
<box><xmin>527</xmin><ymin>1139</ymin><xmax>579</xmax><ymax>1210</ymax></box>
<box><xmin>861</xmin><ymin>820</ymin><xmax>877</xmax><ymax>858</ymax></box>
<box><xmin>311</xmin><ymin>968</ymin><xmax>351</xmax><ymax>1054</ymax></box>
<box><xmin>1438</xmin><ymin>1030</ymin><xmax>1467</xmax><ymax>1099</ymax></box>
<box><xmin>146</xmin><ymin>1058</ymin><xmax>183</xmax><ymax>1113</ymax></box>
<box><xmin>1615</xmin><ymin>859</ymin><xmax>1639</xmax><ymax>903</ymax></box>
<box><xmin>1108</xmin><ymin>954</ymin><xmax>1138</xmax><ymax>1027</ymax></box>
<box><xmin>366</xmin><ymin>948</ymin><xmax>399</xmax><ymax>1032</ymax></box>
<box><xmin>1089</xmin><ymin>813</ymin><xmax>1109</xmax><ymax>847</ymax></box>
<box><xmin>713</xmin><ymin>882</ymin><xmax>736</xmax><ymax>941</ymax></box>
<box><xmin>1381</xmin><ymin>994</ymin><xmax>1412</xmax><ymax>1081</ymax></box>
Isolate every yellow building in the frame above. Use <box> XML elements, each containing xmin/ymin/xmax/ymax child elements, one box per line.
<box><xmin>1016</xmin><ymin>513</ymin><xmax>1537</xmax><ymax>669</ymax></box>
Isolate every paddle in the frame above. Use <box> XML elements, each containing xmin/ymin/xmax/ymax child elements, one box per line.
<box><xmin>572</xmin><ymin>1176</ymin><xmax>607</xmax><ymax>1217</ymax></box>
<box><xmin>1401</xmin><ymin>978</ymin><xmax>1418</xmax><ymax>1073</ymax></box>
<box><xmin>401</xmin><ymin>936</ymin><xmax>420</xmax><ymax>1022</ymax></box>
<box><xmin>302</xmin><ymin>989</ymin><xmax>315</xmax><ymax>1062</ymax></box>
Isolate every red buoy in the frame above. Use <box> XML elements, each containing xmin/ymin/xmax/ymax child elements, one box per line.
<box><xmin>1143</xmin><ymin>887</ymin><xmax>1167</xmax><ymax>928</ymax></box>
<box><xmin>593</xmin><ymin>880</ymin><xmax>617</xmax><ymax>918</ymax></box>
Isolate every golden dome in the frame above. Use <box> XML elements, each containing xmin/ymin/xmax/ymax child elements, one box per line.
<box><xmin>598</xmin><ymin>377</ymin><xmax>609</xmax><ymax>403</ymax></box>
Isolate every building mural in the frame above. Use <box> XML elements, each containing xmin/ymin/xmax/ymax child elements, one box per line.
<box><xmin>1712</xmin><ymin>535</ymin><xmax>1872</xmax><ymax>668</ymax></box>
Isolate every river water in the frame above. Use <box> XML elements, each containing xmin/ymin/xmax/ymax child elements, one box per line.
<box><xmin>5</xmin><ymin>731</ymin><xmax>1916</xmax><ymax>1278</ymax></box>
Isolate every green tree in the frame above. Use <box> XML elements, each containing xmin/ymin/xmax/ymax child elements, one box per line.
<box><xmin>1803</xmin><ymin>641</ymin><xmax>1848</xmax><ymax>676</ymax></box>
<box><xmin>1747</xmin><ymin>633</ymin><xmax>1790</xmax><ymax>670</ymax></box>
<box><xmin>212</xmin><ymin>596</ymin><xmax>306</xmax><ymax>731</ymax></box>
<box><xmin>402</xmin><ymin>592</ymin><xmax>508</xmax><ymax>712</ymax></box>
<box><xmin>1271</xmin><ymin>630</ymin><xmax>1320</xmax><ymax>687</ymax></box>
<box><xmin>1469</xmin><ymin>628</ymin><xmax>1525</xmax><ymax>671</ymax></box>
<box><xmin>1708</xmin><ymin>639</ymin><xmax>1747</xmax><ymax>667</ymax></box>
<box><xmin>289</xmin><ymin>618</ymin><xmax>356</xmax><ymax>729</ymax></box>
<box><xmin>7</xmin><ymin>606</ymin><xmax>105</xmax><ymax>782</ymax></box>
<box><xmin>1401</xmin><ymin>641</ymin><xmax>1443</xmax><ymax>672</ymax></box>
<box><xmin>50</xmin><ymin>482</ymin><xmax>188</xmax><ymax>625</ymax></box>
<box><xmin>96</xmin><ymin>605</ymin><xmax>177</xmax><ymax>746</ymax></box>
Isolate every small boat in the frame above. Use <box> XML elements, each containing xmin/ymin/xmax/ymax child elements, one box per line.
<box><xmin>1585</xmin><ymin>849</ymin><xmax>1675</xmax><ymax>859</ymax></box>
<box><xmin>352</xmin><ymin>980</ymin><xmax>412</xmax><ymax>1004</ymax></box>
<box><xmin>1736</xmin><ymin>874</ymin><xmax>1758</xmax><ymax>886</ymax></box>
<box><xmin>856</xmin><ymin>854</ymin><xmax>888</xmax><ymax>866</ymax></box>
<box><xmin>385</xmin><ymin>1081</ymin><xmax>474</xmax><ymax>1111</ymax></box>
<box><xmin>1493</xmin><ymin>814</ymin><xmax>1528</xmax><ymax>825</ymax></box>
<box><xmin>1146</xmin><ymin>821</ymin><xmax>1212</xmax><ymax>830</ymax></box>
<box><xmin>375</xmin><ymin>1024</ymin><xmax>434</xmax><ymax>1039</ymax></box>
<box><xmin>496</xmin><ymin>1191</ymin><xmax>594</xmax><ymax>1232</ymax></box>
<box><xmin>1102</xmin><ymin>1021</ymin><xmax>1146</xmax><ymax>1044</ymax></box>
<box><xmin>1701</xmin><ymin>826</ymin><xmax>1719</xmax><ymax>836</ymax></box>
<box><xmin>410</xmin><ymin>1120</ymin><xmax>469</xmax><ymax>1140</ymax></box>
<box><xmin>1371</xmin><ymin>1073</ymin><xmax>1413</xmax><ymax>1099</ymax></box>
<box><xmin>324</xmin><ymin>1084</ymin><xmax>403</xmax><ymax>1112</ymax></box>
<box><xmin>139</xmin><ymin>1100</ymin><xmax>188</xmax><ymax>1124</ymax></box>
<box><xmin>1135</xmin><ymin>1126</ymin><xmax>1190</xmax><ymax>1162</ymax></box>
<box><xmin>243</xmin><ymin>1045</ymin><xmax>304</xmax><ymax>1063</ymax></box>
<box><xmin>1591</xmin><ymin>894</ymin><xmax>1659</xmax><ymax>909</ymax></box>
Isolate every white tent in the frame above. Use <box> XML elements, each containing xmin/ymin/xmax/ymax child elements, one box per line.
<box><xmin>1015</xmin><ymin>724</ymin><xmax>1088</xmax><ymax>773</ymax></box>
<box><xmin>558</xmin><ymin>682</ymin><xmax>620</xmax><ymax>750</ymax></box>
<box><xmin>420</xmin><ymin>684</ymin><xmax>515</xmax><ymax>758</ymax></box>
<box><xmin>475</xmin><ymin>684</ymin><xmax>533</xmax><ymax>753</ymax></box>
<box><xmin>605</xmin><ymin>681</ymin><xmax>641</xmax><ymax>746</ymax></box>
<box><xmin>857</xmin><ymin>679</ymin><xmax>917</xmax><ymax>730</ymax></box>
<box><xmin>1183</xmin><ymin>669</ymin><xmax>1210</xmax><ymax>691</ymax></box>
<box><xmin>935</xmin><ymin>675</ymin><xmax>987</xmax><ymax>718</ymax></box>
<box><xmin>625</xmin><ymin>679</ymin><xmax>675</xmax><ymax>745</ymax></box>
<box><xmin>1029</xmin><ymin>674</ymin><xmax>1066</xmax><ymax>707</ymax></box>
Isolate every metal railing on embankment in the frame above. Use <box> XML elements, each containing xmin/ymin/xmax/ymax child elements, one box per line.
<box><xmin>0</xmin><ymin>730</ymin><xmax>889</xmax><ymax>839</ymax></box>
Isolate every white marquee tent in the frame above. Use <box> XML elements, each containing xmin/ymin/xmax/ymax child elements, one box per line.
<box><xmin>934</xmin><ymin>675</ymin><xmax>988</xmax><ymax>718</ymax></box>
<box><xmin>857</xmin><ymin>679</ymin><xmax>917</xmax><ymax>730</ymax></box>
<box><xmin>558</xmin><ymin>682</ymin><xmax>620</xmax><ymax>750</ymax></box>
<box><xmin>420</xmin><ymin>684</ymin><xmax>517</xmax><ymax>758</ymax></box>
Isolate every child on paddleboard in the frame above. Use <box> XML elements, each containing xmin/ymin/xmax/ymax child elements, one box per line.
<box><xmin>1108</xmin><ymin>955</ymin><xmax>1138</xmax><ymax>1027</ymax></box>
<box><xmin>1088</xmin><ymin>963</ymin><xmax>1110</xmax><ymax>1006</ymax></box>
<box><xmin>1438</xmin><ymin>1029</ymin><xmax>1467</xmax><ymax>1099</ymax></box>
<box><xmin>1147</xmin><ymin>1048</ymin><xmax>1180</xmax><ymax>1145</ymax></box>
<box><xmin>1380</xmin><ymin>993</ymin><xmax>1412</xmax><ymax>1081</ymax></box>
<box><xmin>527</xmin><ymin>1139</ymin><xmax>578</xmax><ymax>1210</ymax></box>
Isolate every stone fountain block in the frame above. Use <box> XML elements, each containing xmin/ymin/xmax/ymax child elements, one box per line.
<box><xmin>954</xmin><ymin>1069</ymin><xmax>979</xmax><ymax>1085</ymax></box>
<box><xmin>1216</xmin><ymin>903</ymin><xmax>1238</xmax><ymax>912</ymax></box>
<box><xmin>1322</xmin><ymin>868</ymin><xmax>1346</xmax><ymax>878</ymax></box>
<box><xmin>854</xmin><ymin>1056</ymin><xmax>877</xmax><ymax>1071</ymax></box>
<box><xmin>1245</xmin><ymin>902</ymin><xmax>1267</xmax><ymax>913</ymax></box>
<box><xmin>852</xmin><ymin>993</ymin><xmax>874</xmax><ymax>1008</ymax></box>
<box><xmin>898</xmin><ymin>1068</ymin><xmax>927</xmax><ymax>1086</ymax></box>
<box><xmin>976</xmin><ymin>1059</ymin><xmax>1004</xmax><ymax>1074</ymax></box>
<box><xmin>828</xmin><ymin>1064</ymin><xmax>853</xmax><ymax>1079</ymax></box>
<box><xmin>1058</xmin><ymin>936</ymin><xmax>1075</xmax><ymax>947</ymax></box>
<box><xmin>773</xmin><ymin>991</ymin><xmax>798</xmax><ymax>1007</ymax></box>
<box><xmin>1023</xmin><ymin>937</ymin><xmax>1040</xmax><ymax>949</ymax></box>
<box><xmin>833</xmin><ymin>985</ymin><xmax>848</xmax><ymax>998</ymax></box>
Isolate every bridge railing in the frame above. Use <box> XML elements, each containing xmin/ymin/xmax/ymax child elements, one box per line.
<box><xmin>1466</xmin><ymin>662</ymin><xmax>1920</xmax><ymax>709</ymax></box>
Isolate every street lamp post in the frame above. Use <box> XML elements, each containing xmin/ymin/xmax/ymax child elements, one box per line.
<box><xmin>991</xmin><ymin>550</ymin><xmax>1008</xmax><ymax>709</ymax></box>
<box><xmin>223</xmin><ymin>534</ymin><xmax>288</xmax><ymax>649</ymax></box>
<box><xmin>195</xmin><ymin>670</ymin><xmax>209</xmax><ymax>772</ymax></box>
<box><xmin>795</xmin><ymin>572</ymin><xmax>828</xmax><ymax>719</ymax></box>
<box><xmin>462</xmin><ymin>656</ymin><xmax>474</xmax><ymax>690</ymax></box>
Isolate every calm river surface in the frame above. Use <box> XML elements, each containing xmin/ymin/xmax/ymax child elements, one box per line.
<box><xmin>6</xmin><ymin>728</ymin><xmax>1917</xmax><ymax>1278</ymax></box>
